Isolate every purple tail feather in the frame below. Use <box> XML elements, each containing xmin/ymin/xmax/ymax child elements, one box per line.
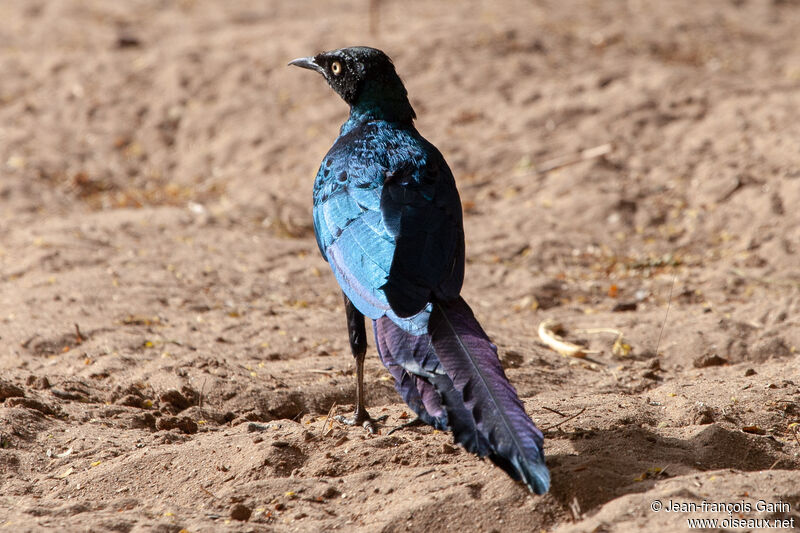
<box><xmin>374</xmin><ymin>297</ymin><xmax>549</xmax><ymax>494</ymax></box>
<box><xmin>374</xmin><ymin>323</ymin><xmax>445</xmax><ymax>429</ymax></box>
<box><xmin>374</xmin><ymin>318</ymin><xmax>492</xmax><ymax>455</ymax></box>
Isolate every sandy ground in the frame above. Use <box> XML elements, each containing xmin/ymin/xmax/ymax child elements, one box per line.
<box><xmin>1</xmin><ymin>1</ymin><xmax>799</xmax><ymax>531</ymax></box>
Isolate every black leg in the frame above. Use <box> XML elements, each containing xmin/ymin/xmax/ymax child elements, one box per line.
<box><xmin>334</xmin><ymin>293</ymin><xmax>386</xmax><ymax>433</ymax></box>
<box><xmin>344</xmin><ymin>292</ymin><xmax>368</xmax><ymax>360</ymax></box>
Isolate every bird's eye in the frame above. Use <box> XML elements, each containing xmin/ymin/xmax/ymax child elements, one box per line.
<box><xmin>331</xmin><ymin>61</ymin><xmax>342</xmax><ymax>75</ymax></box>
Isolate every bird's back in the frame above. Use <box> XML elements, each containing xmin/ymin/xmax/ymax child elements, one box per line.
<box><xmin>312</xmin><ymin>118</ymin><xmax>465</xmax><ymax>334</ymax></box>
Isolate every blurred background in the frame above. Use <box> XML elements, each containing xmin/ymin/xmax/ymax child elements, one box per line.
<box><xmin>3</xmin><ymin>0</ymin><xmax>798</xmax><ymax>238</ymax></box>
<box><xmin>3</xmin><ymin>0</ymin><xmax>798</xmax><ymax>330</ymax></box>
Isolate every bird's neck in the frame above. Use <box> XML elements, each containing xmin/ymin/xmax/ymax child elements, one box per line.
<box><xmin>346</xmin><ymin>81</ymin><xmax>416</xmax><ymax>129</ymax></box>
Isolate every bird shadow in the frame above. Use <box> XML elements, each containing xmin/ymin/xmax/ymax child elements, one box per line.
<box><xmin>545</xmin><ymin>423</ymin><xmax>795</xmax><ymax>515</ymax></box>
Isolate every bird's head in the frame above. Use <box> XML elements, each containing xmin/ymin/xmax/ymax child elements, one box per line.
<box><xmin>289</xmin><ymin>46</ymin><xmax>415</xmax><ymax>123</ymax></box>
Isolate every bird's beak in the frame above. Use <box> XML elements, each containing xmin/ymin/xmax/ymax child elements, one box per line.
<box><xmin>288</xmin><ymin>56</ymin><xmax>322</xmax><ymax>73</ymax></box>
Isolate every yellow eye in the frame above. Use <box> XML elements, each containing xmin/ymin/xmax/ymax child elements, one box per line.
<box><xmin>331</xmin><ymin>61</ymin><xmax>342</xmax><ymax>75</ymax></box>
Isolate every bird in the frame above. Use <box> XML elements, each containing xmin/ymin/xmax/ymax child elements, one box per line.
<box><xmin>289</xmin><ymin>46</ymin><xmax>550</xmax><ymax>494</ymax></box>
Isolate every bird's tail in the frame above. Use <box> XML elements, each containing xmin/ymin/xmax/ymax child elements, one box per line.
<box><xmin>374</xmin><ymin>297</ymin><xmax>550</xmax><ymax>494</ymax></box>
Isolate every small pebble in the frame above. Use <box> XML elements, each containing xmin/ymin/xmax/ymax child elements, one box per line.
<box><xmin>230</xmin><ymin>503</ymin><xmax>251</xmax><ymax>521</ymax></box>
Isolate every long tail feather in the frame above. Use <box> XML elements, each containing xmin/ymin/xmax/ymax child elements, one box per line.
<box><xmin>373</xmin><ymin>302</ymin><xmax>549</xmax><ymax>494</ymax></box>
<box><xmin>373</xmin><ymin>320</ymin><xmax>445</xmax><ymax>429</ymax></box>
<box><xmin>374</xmin><ymin>317</ymin><xmax>491</xmax><ymax>456</ymax></box>
<box><xmin>429</xmin><ymin>297</ymin><xmax>550</xmax><ymax>494</ymax></box>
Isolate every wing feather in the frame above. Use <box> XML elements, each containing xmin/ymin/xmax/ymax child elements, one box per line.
<box><xmin>313</xmin><ymin>122</ymin><xmax>464</xmax><ymax>333</ymax></box>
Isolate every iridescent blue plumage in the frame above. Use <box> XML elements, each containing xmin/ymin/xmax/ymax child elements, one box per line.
<box><xmin>291</xmin><ymin>46</ymin><xmax>549</xmax><ymax>494</ymax></box>
<box><xmin>313</xmin><ymin>120</ymin><xmax>463</xmax><ymax>334</ymax></box>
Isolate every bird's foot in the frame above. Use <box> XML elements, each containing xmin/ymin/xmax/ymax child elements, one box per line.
<box><xmin>387</xmin><ymin>416</ymin><xmax>426</xmax><ymax>435</ymax></box>
<box><xmin>334</xmin><ymin>408</ymin><xmax>388</xmax><ymax>434</ymax></box>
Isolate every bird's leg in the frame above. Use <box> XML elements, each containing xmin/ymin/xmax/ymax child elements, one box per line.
<box><xmin>335</xmin><ymin>293</ymin><xmax>387</xmax><ymax>434</ymax></box>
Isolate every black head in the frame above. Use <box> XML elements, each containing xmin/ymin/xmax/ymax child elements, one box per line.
<box><xmin>289</xmin><ymin>46</ymin><xmax>415</xmax><ymax>122</ymax></box>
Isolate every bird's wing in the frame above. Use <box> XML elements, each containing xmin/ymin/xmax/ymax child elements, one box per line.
<box><xmin>313</xmin><ymin>126</ymin><xmax>464</xmax><ymax>331</ymax></box>
<box><xmin>378</xmin><ymin>141</ymin><xmax>464</xmax><ymax>318</ymax></box>
<box><xmin>312</xmin><ymin>130</ymin><xmax>397</xmax><ymax>322</ymax></box>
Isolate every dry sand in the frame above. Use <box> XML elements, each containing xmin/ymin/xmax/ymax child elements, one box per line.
<box><xmin>1</xmin><ymin>1</ymin><xmax>799</xmax><ymax>531</ymax></box>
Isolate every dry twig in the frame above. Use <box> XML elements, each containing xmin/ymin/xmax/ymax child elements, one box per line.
<box><xmin>541</xmin><ymin>406</ymin><xmax>568</xmax><ymax>417</ymax></box>
<box><xmin>74</xmin><ymin>323</ymin><xmax>85</xmax><ymax>344</ymax></box>
<box><xmin>569</xmin><ymin>497</ymin><xmax>582</xmax><ymax>521</ymax></box>
<box><xmin>655</xmin><ymin>274</ymin><xmax>676</xmax><ymax>356</ymax></box>
<box><xmin>321</xmin><ymin>402</ymin><xmax>337</xmax><ymax>437</ymax></box>
<box><xmin>538</xmin><ymin>319</ymin><xmax>593</xmax><ymax>358</ymax></box>
<box><xmin>535</xmin><ymin>143</ymin><xmax>613</xmax><ymax>175</ymax></box>
<box><xmin>199</xmin><ymin>486</ymin><xmax>219</xmax><ymax>499</ymax></box>
<box><xmin>542</xmin><ymin>407</ymin><xmax>586</xmax><ymax>431</ymax></box>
